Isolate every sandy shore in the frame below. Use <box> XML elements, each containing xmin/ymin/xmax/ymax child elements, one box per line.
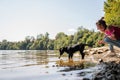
<box><xmin>84</xmin><ymin>46</ymin><xmax>120</xmax><ymax>63</ymax></box>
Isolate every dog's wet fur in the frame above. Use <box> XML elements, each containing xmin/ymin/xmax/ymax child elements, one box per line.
<box><xmin>59</xmin><ymin>43</ymin><xmax>92</xmax><ymax>60</ymax></box>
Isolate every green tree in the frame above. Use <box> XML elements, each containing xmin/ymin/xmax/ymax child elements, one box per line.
<box><xmin>54</xmin><ymin>32</ymin><xmax>68</xmax><ymax>49</ymax></box>
<box><xmin>0</xmin><ymin>40</ymin><xmax>8</xmax><ymax>49</ymax></box>
<box><xmin>104</xmin><ymin>0</ymin><xmax>120</xmax><ymax>26</ymax></box>
<box><xmin>47</xmin><ymin>39</ymin><xmax>54</xmax><ymax>50</ymax></box>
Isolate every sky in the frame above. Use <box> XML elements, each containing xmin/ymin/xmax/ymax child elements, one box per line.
<box><xmin>0</xmin><ymin>0</ymin><xmax>105</xmax><ymax>41</ymax></box>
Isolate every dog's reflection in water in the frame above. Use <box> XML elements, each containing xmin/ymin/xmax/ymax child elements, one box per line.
<box><xmin>56</xmin><ymin>59</ymin><xmax>85</xmax><ymax>71</ymax></box>
<box><xmin>56</xmin><ymin>59</ymin><xmax>96</xmax><ymax>72</ymax></box>
<box><xmin>56</xmin><ymin>59</ymin><xmax>85</xmax><ymax>72</ymax></box>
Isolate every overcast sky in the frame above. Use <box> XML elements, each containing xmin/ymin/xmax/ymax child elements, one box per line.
<box><xmin>0</xmin><ymin>0</ymin><xmax>105</xmax><ymax>41</ymax></box>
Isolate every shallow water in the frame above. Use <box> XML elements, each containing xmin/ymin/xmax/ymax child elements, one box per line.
<box><xmin>0</xmin><ymin>50</ymin><xmax>99</xmax><ymax>80</ymax></box>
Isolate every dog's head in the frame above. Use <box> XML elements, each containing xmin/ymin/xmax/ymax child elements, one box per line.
<box><xmin>59</xmin><ymin>47</ymin><xmax>67</xmax><ymax>59</ymax></box>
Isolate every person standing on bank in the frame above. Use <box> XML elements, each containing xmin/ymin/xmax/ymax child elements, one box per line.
<box><xmin>96</xmin><ymin>17</ymin><xmax>120</xmax><ymax>56</ymax></box>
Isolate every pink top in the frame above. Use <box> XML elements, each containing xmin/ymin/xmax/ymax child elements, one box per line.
<box><xmin>105</xmin><ymin>26</ymin><xmax>120</xmax><ymax>40</ymax></box>
<box><xmin>105</xmin><ymin>27</ymin><xmax>114</xmax><ymax>36</ymax></box>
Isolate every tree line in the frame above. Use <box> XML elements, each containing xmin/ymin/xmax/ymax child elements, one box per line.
<box><xmin>0</xmin><ymin>27</ymin><xmax>104</xmax><ymax>50</ymax></box>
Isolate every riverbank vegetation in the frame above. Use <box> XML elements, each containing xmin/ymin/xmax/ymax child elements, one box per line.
<box><xmin>0</xmin><ymin>27</ymin><xmax>104</xmax><ymax>50</ymax></box>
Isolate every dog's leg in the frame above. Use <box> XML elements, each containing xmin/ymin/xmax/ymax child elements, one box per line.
<box><xmin>81</xmin><ymin>52</ymin><xmax>85</xmax><ymax>59</ymax></box>
<box><xmin>70</xmin><ymin>53</ymin><xmax>73</xmax><ymax>59</ymax></box>
<box><xmin>70</xmin><ymin>53</ymin><xmax>73</xmax><ymax>60</ymax></box>
<box><xmin>80</xmin><ymin>50</ymin><xmax>85</xmax><ymax>59</ymax></box>
<box><xmin>68</xmin><ymin>53</ymin><xmax>73</xmax><ymax>62</ymax></box>
<box><xmin>80</xmin><ymin>45</ymin><xmax>85</xmax><ymax>59</ymax></box>
<box><xmin>68</xmin><ymin>54</ymin><xmax>71</xmax><ymax>61</ymax></box>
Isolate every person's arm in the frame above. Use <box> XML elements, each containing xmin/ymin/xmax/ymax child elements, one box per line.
<box><xmin>98</xmin><ymin>40</ymin><xmax>105</xmax><ymax>44</ymax></box>
<box><xmin>98</xmin><ymin>34</ymin><xmax>106</xmax><ymax>44</ymax></box>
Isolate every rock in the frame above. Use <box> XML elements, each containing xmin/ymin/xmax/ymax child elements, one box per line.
<box><xmin>93</xmin><ymin>61</ymin><xmax>120</xmax><ymax>80</ymax></box>
<box><xmin>90</xmin><ymin>50</ymin><xmax>97</xmax><ymax>54</ymax></box>
<box><xmin>77</xmin><ymin>72</ymin><xmax>86</xmax><ymax>76</ymax></box>
<box><xmin>61</xmin><ymin>73</ymin><xmax>66</xmax><ymax>76</ymax></box>
<box><xmin>82</xmin><ymin>78</ymin><xmax>90</xmax><ymax>80</ymax></box>
<box><xmin>98</xmin><ymin>59</ymin><xmax>103</xmax><ymax>63</ymax></box>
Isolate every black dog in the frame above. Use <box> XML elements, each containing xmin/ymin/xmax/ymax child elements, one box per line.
<box><xmin>59</xmin><ymin>43</ymin><xmax>91</xmax><ymax>60</ymax></box>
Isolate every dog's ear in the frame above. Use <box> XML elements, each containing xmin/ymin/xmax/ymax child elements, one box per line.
<box><xmin>59</xmin><ymin>47</ymin><xmax>64</xmax><ymax>59</ymax></box>
<box><xmin>59</xmin><ymin>48</ymin><xmax>61</xmax><ymax>51</ymax></box>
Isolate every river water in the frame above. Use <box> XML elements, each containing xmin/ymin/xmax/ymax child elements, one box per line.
<box><xmin>0</xmin><ymin>50</ymin><xmax>99</xmax><ymax>80</ymax></box>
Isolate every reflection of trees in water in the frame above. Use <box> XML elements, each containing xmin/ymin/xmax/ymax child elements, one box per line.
<box><xmin>0</xmin><ymin>54</ymin><xmax>9</xmax><ymax>65</ymax></box>
<box><xmin>23</xmin><ymin>50</ymin><xmax>49</xmax><ymax>65</ymax></box>
<box><xmin>0</xmin><ymin>50</ymin><xmax>58</xmax><ymax>68</ymax></box>
<box><xmin>35</xmin><ymin>50</ymin><xmax>48</xmax><ymax>65</ymax></box>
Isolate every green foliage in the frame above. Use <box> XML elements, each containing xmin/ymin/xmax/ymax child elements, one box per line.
<box><xmin>54</xmin><ymin>32</ymin><xmax>68</xmax><ymax>49</ymax></box>
<box><xmin>104</xmin><ymin>0</ymin><xmax>120</xmax><ymax>27</ymax></box>
<box><xmin>0</xmin><ymin>27</ymin><xmax>104</xmax><ymax>50</ymax></box>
